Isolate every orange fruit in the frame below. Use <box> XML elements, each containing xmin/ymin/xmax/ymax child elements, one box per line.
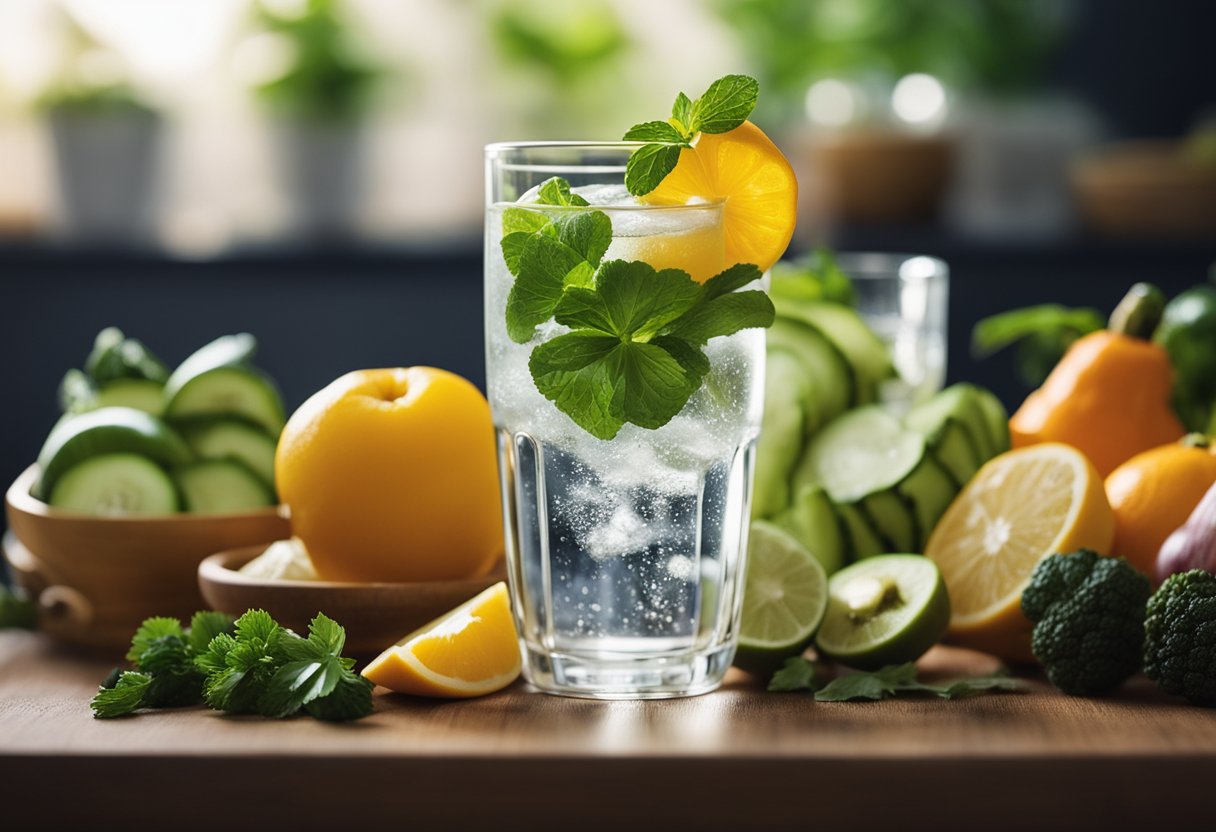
<box><xmin>644</xmin><ymin>120</ymin><xmax>797</xmax><ymax>274</ymax></box>
<box><xmin>925</xmin><ymin>443</ymin><xmax>1115</xmax><ymax>663</ymax></box>
<box><xmin>1105</xmin><ymin>436</ymin><xmax>1216</xmax><ymax>578</ymax></box>
<box><xmin>276</xmin><ymin>367</ymin><xmax>503</xmax><ymax>583</ymax></box>
<box><xmin>361</xmin><ymin>582</ymin><xmax>521</xmax><ymax>698</ymax></box>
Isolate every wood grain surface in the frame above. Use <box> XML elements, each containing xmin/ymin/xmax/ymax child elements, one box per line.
<box><xmin>2</xmin><ymin>630</ymin><xmax>1215</xmax><ymax>831</ymax></box>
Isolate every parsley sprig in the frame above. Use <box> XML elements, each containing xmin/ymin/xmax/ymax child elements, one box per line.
<box><xmin>91</xmin><ymin>609</ymin><xmax>373</xmax><ymax>722</ymax></box>
<box><xmin>622</xmin><ymin>74</ymin><xmax>760</xmax><ymax>196</ymax></box>
<box><xmin>768</xmin><ymin>658</ymin><xmax>1023</xmax><ymax>701</ymax></box>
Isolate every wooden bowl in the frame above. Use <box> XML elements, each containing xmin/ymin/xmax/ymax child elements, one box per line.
<box><xmin>1071</xmin><ymin>141</ymin><xmax>1216</xmax><ymax>236</ymax></box>
<box><xmin>198</xmin><ymin>546</ymin><xmax>508</xmax><ymax>656</ymax></box>
<box><xmin>4</xmin><ymin>464</ymin><xmax>291</xmax><ymax>652</ymax></box>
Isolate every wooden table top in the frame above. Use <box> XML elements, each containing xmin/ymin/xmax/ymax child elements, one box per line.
<box><xmin>3</xmin><ymin>630</ymin><xmax>1215</xmax><ymax>831</ymax></box>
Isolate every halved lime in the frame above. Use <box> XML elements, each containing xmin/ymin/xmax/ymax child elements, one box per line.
<box><xmin>733</xmin><ymin>521</ymin><xmax>829</xmax><ymax>675</ymax></box>
<box><xmin>815</xmin><ymin>555</ymin><xmax>950</xmax><ymax>671</ymax></box>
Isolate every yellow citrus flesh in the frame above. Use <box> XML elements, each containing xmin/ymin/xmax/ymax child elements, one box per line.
<box><xmin>924</xmin><ymin>443</ymin><xmax>1115</xmax><ymax>663</ymax></box>
<box><xmin>361</xmin><ymin>582</ymin><xmax>522</xmax><ymax>698</ymax></box>
<box><xmin>614</xmin><ymin>216</ymin><xmax>725</xmax><ymax>283</ymax></box>
<box><xmin>644</xmin><ymin>120</ymin><xmax>797</xmax><ymax>274</ymax></box>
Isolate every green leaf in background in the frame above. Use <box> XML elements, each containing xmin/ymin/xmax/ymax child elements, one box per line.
<box><xmin>770</xmin><ymin>249</ymin><xmax>856</xmax><ymax>307</ymax></box>
<box><xmin>690</xmin><ymin>74</ymin><xmax>760</xmax><ymax>134</ymax></box>
<box><xmin>971</xmin><ymin>304</ymin><xmax>1105</xmax><ymax>388</ymax></box>
<box><xmin>0</xmin><ymin>585</ymin><xmax>38</xmax><ymax>630</ymax></box>
<box><xmin>809</xmin><ymin>662</ymin><xmax>1022</xmax><ymax>702</ymax></box>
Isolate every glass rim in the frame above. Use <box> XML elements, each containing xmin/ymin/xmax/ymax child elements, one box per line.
<box><xmin>486</xmin><ymin>140</ymin><xmax>645</xmax><ymax>153</ymax></box>
<box><xmin>825</xmin><ymin>252</ymin><xmax>949</xmax><ymax>281</ymax></box>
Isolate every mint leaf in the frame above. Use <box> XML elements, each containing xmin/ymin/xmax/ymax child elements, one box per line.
<box><xmin>502</xmin><ymin>206</ymin><xmax>550</xmax><ymax>236</ymax></box>
<box><xmin>530</xmin><ymin>336</ymin><xmax>625</xmax><ymax>440</ymax></box>
<box><xmin>933</xmin><ymin>675</ymin><xmax>1022</xmax><ymax>699</ymax></box>
<box><xmin>537</xmin><ymin>177</ymin><xmax>589</xmax><ymax>207</ymax></box>
<box><xmin>767</xmin><ymin>657</ymin><xmax>821</xmax><ymax>692</ymax></box>
<box><xmin>612</xmin><ymin>341</ymin><xmax>699</xmax><ymax>429</ymax></box>
<box><xmin>672</xmin><ymin>92</ymin><xmax>694</xmax><ymax>133</ymax></box>
<box><xmin>691</xmin><ymin>74</ymin><xmax>759</xmax><ymax>134</ymax></box>
<box><xmin>814</xmin><ymin>671</ymin><xmax>901</xmax><ymax>702</ymax></box>
<box><xmin>91</xmin><ymin>671</ymin><xmax>152</xmax><ymax>719</ymax></box>
<box><xmin>506</xmin><ymin>234</ymin><xmax>586</xmax><ymax>343</ymax></box>
<box><xmin>623</xmin><ymin>120</ymin><xmax>688</xmax><ymax>144</ymax></box>
<box><xmin>501</xmin><ymin>232</ymin><xmax>531</xmax><ymax>277</ymax></box>
<box><xmin>554</xmin><ymin>211</ymin><xmax>612</xmax><ymax>269</ymax></box>
<box><xmin>812</xmin><ymin>663</ymin><xmax>1022</xmax><ymax>702</ymax></box>
<box><xmin>624</xmin><ymin>143</ymin><xmax>683</xmax><ymax>197</ymax></box>
<box><xmin>664</xmin><ymin>263</ymin><xmax>774</xmax><ymax>344</ymax></box>
<box><xmin>556</xmin><ymin>260</ymin><xmax>700</xmax><ymax>338</ymax></box>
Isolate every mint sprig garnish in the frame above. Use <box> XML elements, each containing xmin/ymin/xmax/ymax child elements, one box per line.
<box><xmin>623</xmin><ymin>74</ymin><xmax>760</xmax><ymax>196</ymax></box>
<box><xmin>500</xmin><ymin>175</ymin><xmax>774</xmax><ymax>440</ymax></box>
<box><xmin>767</xmin><ymin>658</ymin><xmax>1024</xmax><ymax>702</ymax></box>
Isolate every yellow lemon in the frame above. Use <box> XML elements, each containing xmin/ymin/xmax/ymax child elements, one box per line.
<box><xmin>361</xmin><ymin>582</ymin><xmax>521</xmax><ymax>698</ymax></box>
<box><xmin>645</xmin><ymin>120</ymin><xmax>797</xmax><ymax>274</ymax></box>
<box><xmin>924</xmin><ymin>443</ymin><xmax>1115</xmax><ymax>663</ymax></box>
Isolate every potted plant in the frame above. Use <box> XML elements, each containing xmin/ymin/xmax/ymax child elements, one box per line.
<box><xmin>247</xmin><ymin>0</ymin><xmax>384</xmax><ymax>241</ymax></box>
<box><xmin>39</xmin><ymin>20</ymin><xmax>162</xmax><ymax>245</ymax></box>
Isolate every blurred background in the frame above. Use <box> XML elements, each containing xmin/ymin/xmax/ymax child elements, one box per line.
<box><xmin>2</xmin><ymin>0</ymin><xmax>1215</xmax><ymax>496</ymax></box>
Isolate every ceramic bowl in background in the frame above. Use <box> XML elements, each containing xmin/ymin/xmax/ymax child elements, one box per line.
<box><xmin>4</xmin><ymin>465</ymin><xmax>291</xmax><ymax>652</ymax></box>
<box><xmin>198</xmin><ymin>546</ymin><xmax>507</xmax><ymax>656</ymax></box>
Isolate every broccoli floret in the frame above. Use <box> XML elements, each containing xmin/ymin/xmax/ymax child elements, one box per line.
<box><xmin>1021</xmin><ymin>550</ymin><xmax>1150</xmax><ymax>696</ymax></box>
<box><xmin>1143</xmin><ymin>570</ymin><xmax>1216</xmax><ymax>706</ymax></box>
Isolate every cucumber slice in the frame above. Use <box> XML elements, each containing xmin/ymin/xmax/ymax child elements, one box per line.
<box><xmin>772</xmin><ymin>486</ymin><xmax>846</xmax><ymax>575</ymax></box>
<box><xmin>904</xmin><ymin>391</ymin><xmax>985</xmax><ymax>488</ymax></box>
<box><xmin>174</xmin><ymin>460</ymin><xmax>275</xmax><ymax>514</ymax></box>
<box><xmin>164</xmin><ymin>367</ymin><xmax>286</xmax><ymax>435</ymax></box>
<box><xmin>165</xmin><ymin>333</ymin><xmax>257</xmax><ymax>391</ymax></box>
<box><xmin>49</xmin><ymin>453</ymin><xmax>178</xmax><ymax>516</ymax></box>
<box><xmin>774</xmin><ymin>298</ymin><xmax>894</xmax><ymax>405</ymax></box>
<box><xmin>94</xmin><ymin>379</ymin><xmax>166</xmax><ymax>416</ymax></box>
<box><xmin>914</xmin><ymin>384</ymin><xmax>994</xmax><ymax>462</ymax></box>
<box><xmin>835</xmin><ymin>502</ymin><xmax>886</xmax><ymax>560</ymax></box>
<box><xmin>968</xmin><ymin>385</ymin><xmax>1011</xmax><ymax>455</ymax></box>
<box><xmin>767</xmin><ymin>318</ymin><xmax>853</xmax><ymax>432</ymax></box>
<box><xmin>861</xmin><ymin>490</ymin><xmax>919</xmax><ymax>554</ymax></box>
<box><xmin>797</xmin><ymin>407</ymin><xmax>924</xmax><ymax>504</ymax></box>
<box><xmin>752</xmin><ymin>349</ymin><xmax>809</xmax><ymax>518</ymax></box>
<box><xmin>35</xmin><ymin>407</ymin><xmax>192</xmax><ymax>501</ymax></box>
<box><xmin>895</xmin><ymin>455</ymin><xmax>959</xmax><ymax>550</ymax></box>
<box><xmin>181</xmin><ymin>420</ymin><xmax>278</xmax><ymax>489</ymax></box>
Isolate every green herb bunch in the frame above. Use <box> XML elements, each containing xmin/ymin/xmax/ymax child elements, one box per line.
<box><xmin>91</xmin><ymin>609</ymin><xmax>373</xmax><ymax>722</ymax></box>
<box><xmin>500</xmin><ymin>76</ymin><xmax>776</xmax><ymax>440</ymax></box>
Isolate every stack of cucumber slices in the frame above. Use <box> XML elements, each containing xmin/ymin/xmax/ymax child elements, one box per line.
<box><xmin>34</xmin><ymin>329</ymin><xmax>286</xmax><ymax>516</ymax></box>
<box><xmin>754</xmin><ymin>293</ymin><xmax>1011</xmax><ymax>574</ymax></box>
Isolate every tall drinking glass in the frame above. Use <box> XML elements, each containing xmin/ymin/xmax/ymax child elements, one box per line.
<box><xmin>484</xmin><ymin>143</ymin><xmax>766</xmax><ymax>699</ymax></box>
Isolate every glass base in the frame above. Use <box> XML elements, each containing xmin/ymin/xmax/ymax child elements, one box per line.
<box><xmin>521</xmin><ymin>642</ymin><xmax>736</xmax><ymax>700</ymax></box>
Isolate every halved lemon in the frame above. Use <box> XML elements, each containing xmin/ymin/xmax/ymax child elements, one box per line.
<box><xmin>645</xmin><ymin>120</ymin><xmax>798</xmax><ymax>274</ymax></box>
<box><xmin>924</xmin><ymin>443</ymin><xmax>1115</xmax><ymax>662</ymax></box>
<box><xmin>361</xmin><ymin>582</ymin><xmax>522</xmax><ymax>698</ymax></box>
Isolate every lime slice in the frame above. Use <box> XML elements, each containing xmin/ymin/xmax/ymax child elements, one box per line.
<box><xmin>734</xmin><ymin>521</ymin><xmax>829</xmax><ymax>675</ymax></box>
<box><xmin>815</xmin><ymin>555</ymin><xmax>950</xmax><ymax>671</ymax></box>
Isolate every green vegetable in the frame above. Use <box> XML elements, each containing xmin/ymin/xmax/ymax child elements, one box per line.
<box><xmin>503</xmin><ymin>178</ymin><xmax>774</xmax><ymax>439</ymax></box>
<box><xmin>1154</xmin><ymin>285</ymin><xmax>1216</xmax><ymax>432</ymax></box>
<box><xmin>84</xmin><ymin>327</ymin><xmax>169</xmax><ymax>386</ymax></box>
<box><xmin>1021</xmin><ymin>550</ymin><xmax>1150</xmax><ymax>696</ymax></box>
<box><xmin>0</xmin><ymin>584</ymin><xmax>38</xmax><ymax>630</ymax></box>
<box><xmin>768</xmin><ymin>658</ymin><xmax>1021</xmax><ymax>701</ymax></box>
<box><xmin>971</xmin><ymin>304</ymin><xmax>1104</xmax><ymax>388</ymax></box>
<box><xmin>770</xmin><ymin>249</ymin><xmax>856</xmax><ymax>307</ymax></box>
<box><xmin>91</xmin><ymin>609</ymin><xmax>373</xmax><ymax>722</ymax></box>
<box><xmin>1143</xmin><ymin>570</ymin><xmax>1216</xmax><ymax>706</ymax></box>
<box><xmin>622</xmin><ymin>74</ymin><xmax>759</xmax><ymax>196</ymax></box>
